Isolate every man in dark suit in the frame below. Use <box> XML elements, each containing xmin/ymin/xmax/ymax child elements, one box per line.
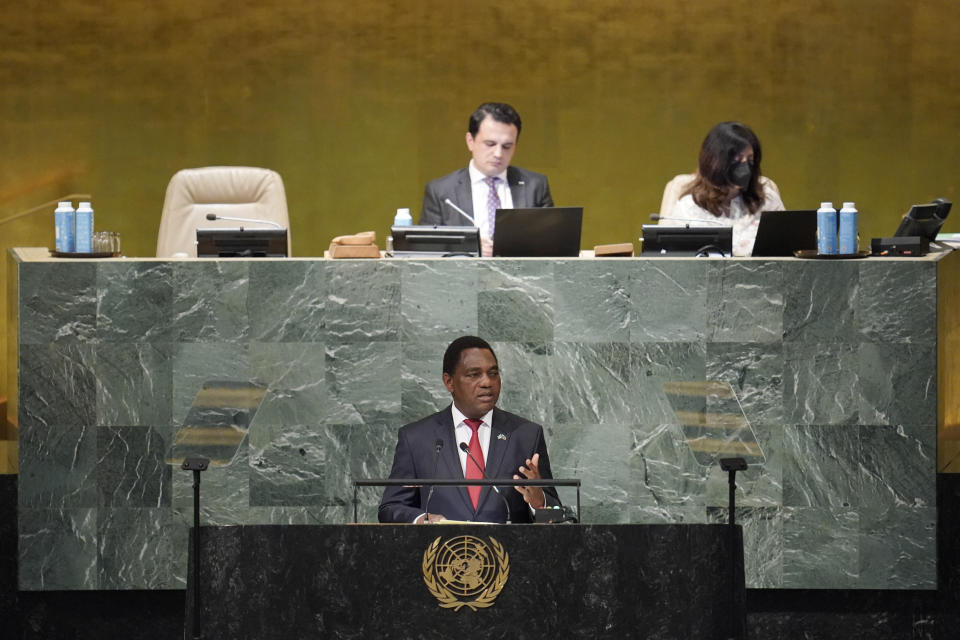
<box><xmin>420</xmin><ymin>102</ymin><xmax>553</xmax><ymax>256</ymax></box>
<box><xmin>379</xmin><ymin>336</ymin><xmax>558</xmax><ymax>524</ymax></box>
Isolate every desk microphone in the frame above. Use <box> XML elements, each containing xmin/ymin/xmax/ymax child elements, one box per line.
<box><xmin>443</xmin><ymin>199</ymin><xmax>477</xmax><ymax>226</ymax></box>
<box><xmin>648</xmin><ymin>213</ymin><xmax>726</xmax><ymax>227</ymax></box>
<box><xmin>423</xmin><ymin>439</ymin><xmax>444</xmax><ymax>522</ymax></box>
<box><xmin>205</xmin><ymin>212</ymin><xmax>285</xmax><ymax>229</ymax></box>
<box><xmin>459</xmin><ymin>442</ymin><xmax>511</xmax><ymax>524</ymax></box>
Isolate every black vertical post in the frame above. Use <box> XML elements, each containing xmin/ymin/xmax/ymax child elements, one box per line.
<box><xmin>182</xmin><ymin>457</ymin><xmax>209</xmax><ymax>640</ymax></box>
<box><xmin>720</xmin><ymin>457</ymin><xmax>747</xmax><ymax>640</ymax></box>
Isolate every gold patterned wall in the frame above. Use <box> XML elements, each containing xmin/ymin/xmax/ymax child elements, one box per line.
<box><xmin>2</xmin><ymin>0</ymin><xmax>960</xmax><ymax>453</ymax></box>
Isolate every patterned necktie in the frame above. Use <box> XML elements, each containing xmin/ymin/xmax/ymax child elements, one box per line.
<box><xmin>484</xmin><ymin>176</ymin><xmax>501</xmax><ymax>241</ymax></box>
<box><xmin>463</xmin><ymin>418</ymin><xmax>485</xmax><ymax>510</ymax></box>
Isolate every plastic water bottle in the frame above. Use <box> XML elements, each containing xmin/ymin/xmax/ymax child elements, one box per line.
<box><xmin>838</xmin><ymin>202</ymin><xmax>858</xmax><ymax>254</ymax></box>
<box><xmin>394</xmin><ymin>207</ymin><xmax>412</xmax><ymax>227</ymax></box>
<box><xmin>54</xmin><ymin>201</ymin><xmax>76</xmax><ymax>252</ymax></box>
<box><xmin>75</xmin><ymin>201</ymin><xmax>94</xmax><ymax>253</ymax></box>
<box><xmin>816</xmin><ymin>202</ymin><xmax>838</xmax><ymax>255</ymax></box>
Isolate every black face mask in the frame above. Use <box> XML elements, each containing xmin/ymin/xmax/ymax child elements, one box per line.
<box><xmin>728</xmin><ymin>162</ymin><xmax>752</xmax><ymax>190</ymax></box>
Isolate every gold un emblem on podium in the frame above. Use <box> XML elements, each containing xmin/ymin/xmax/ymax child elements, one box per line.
<box><xmin>422</xmin><ymin>535</ymin><xmax>509</xmax><ymax>611</ymax></box>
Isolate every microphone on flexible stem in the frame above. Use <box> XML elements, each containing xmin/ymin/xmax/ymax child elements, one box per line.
<box><xmin>205</xmin><ymin>212</ymin><xmax>285</xmax><ymax>229</ymax></box>
<box><xmin>423</xmin><ymin>439</ymin><xmax>444</xmax><ymax>523</ymax></box>
<box><xmin>443</xmin><ymin>199</ymin><xmax>477</xmax><ymax>226</ymax></box>
<box><xmin>648</xmin><ymin>213</ymin><xmax>727</xmax><ymax>227</ymax></box>
<box><xmin>459</xmin><ymin>442</ymin><xmax>511</xmax><ymax>524</ymax></box>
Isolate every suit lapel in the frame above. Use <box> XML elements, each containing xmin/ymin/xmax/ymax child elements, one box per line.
<box><xmin>507</xmin><ymin>167</ymin><xmax>528</xmax><ymax>208</ymax></box>
<box><xmin>454</xmin><ymin>170</ymin><xmax>474</xmax><ymax>219</ymax></box>
<box><xmin>474</xmin><ymin>408</ymin><xmax>515</xmax><ymax>514</ymax></box>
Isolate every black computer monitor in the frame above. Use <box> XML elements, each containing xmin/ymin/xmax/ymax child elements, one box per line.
<box><xmin>492</xmin><ymin>207</ymin><xmax>583</xmax><ymax>257</ymax></box>
<box><xmin>196</xmin><ymin>228</ymin><xmax>288</xmax><ymax>257</ymax></box>
<box><xmin>391</xmin><ymin>225</ymin><xmax>480</xmax><ymax>257</ymax></box>
<box><xmin>894</xmin><ymin>198</ymin><xmax>952</xmax><ymax>241</ymax></box>
<box><xmin>641</xmin><ymin>225</ymin><xmax>733</xmax><ymax>257</ymax></box>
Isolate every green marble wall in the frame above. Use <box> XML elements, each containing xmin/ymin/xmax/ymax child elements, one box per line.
<box><xmin>15</xmin><ymin>254</ymin><xmax>944</xmax><ymax>591</ymax></box>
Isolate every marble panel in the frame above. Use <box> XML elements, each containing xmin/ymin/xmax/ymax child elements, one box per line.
<box><xmin>97</xmin><ymin>426</ymin><xmax>172</xmax><ymax>508</ymax></box>
<box><xmin>781</xmin><ymin>424</ymin><xmax>862</xmax><ymax>508</ymax></box>
<box><xmin>857</xmin><ymin>261</ymin><xmax>937</xmax><ymax>343</ymax></box>
<box><xmin>19</xmin><ymin>342</ymin><xmax>97</xmax><ymax>429</ymax></box>
<box><xmin>324</xmin><ymin>260</ymin><xmax>401</xmax><ymax>342</ymax></box>
<box><xmin>629</xmin><ymin>260</ymin><xmax>708</xmax><ymax>343</ymax></box>
<box><xmin>626</xmin><ymin>504</ymin><xmax>709</xmax><ymax>525</ymax></box>
<box><xmin>706</xmin><ymin>342</ymin><xmax>784</xmax><ymax>427</ymax></box>
<box><xmin>859</xmin><ymin>424</ymin><xmax>935</xmax><ymax>509</ymax></box>
<box><xmin>782</xmin><ymin>506</ymin><xmax>860</xmax><ymax>589</ymax></box>
<box><xmin>95</xmin><ymin>342</ymin><xmax>174</xmax><ymax>427</ymax></box>
<box><xmin>548</xmin><ymin>422</ymin><xmax>638</xmax><ymax>508</ymax></box>
<box><xmin>248</xmin><ymin>342</ymin><xmax>343</xmax><ymax>425</ymax></box>
<box><xmin>783</xmin><ymin>342</ymin><xmax>861</xmax><ymax>425</ymax></box>
<box><xmin>345</xmin><ymin>422</ymin><xmax>403</xmax><ymax>499</ymax></box>
<box><xmin>858</xmin><ymin>505</ymin><xmax>936</xmax><ymax>589</ymax></box>
<box><xmin>493</xmin><ymin>341</ymin><xmax>554</xmax><ymax>426</ymax></box>
<box><xmin>477</xmin><ymin>260</ymin><xmax>553</xmax><ymax>342</ymax></box>
<box><xmin>171</xmin><ymin>342</ymin><xmax>252</xmax><ymax>428</ymax></box>
<box><xmin>552</xmin><ymin>342</ymin><xmax>632</xmax><ymax>424</ymax></box>
<box><xmin>629</xmin><ymin>341</ymin><xmax>707</xmax><ymax>424</ymax></box>
<box><xmin>325</xmin><ymin>341</ymin><xmax>401</xmax><ymax>424</ymax></box>
<box><xmin>248</xmin><ymin>260</ymin><xmax>326</xmax><ymax>342</ymax></box>
<box><xmin>96</xmin><ymin>262</ymin><xmax>173</xmax><ymax>342</ymax></box>
<box><xmin>97</xmin><ymin>508</ymin><xmax>176</xmax><ymax>589</ymax></box>
<box><xmin>171</xmin><ymin>442</ymin><xmax>250</xmax><ymax>526</ymax></box>
<box><xmin>629</xmin><ymin>422</ymin><xmax>709</xmax><ymax>506</ymax></box>
<box><xmin>18</xmin><ymin>261</ymin><xmax>96</xmax><ymax>344</ymax></box>
<box><xmin>399</xmin><ymin>340</ymin><xmax>448</xmax><ymax>423</ymax></box>
<box><xmin>248</xmin><ymin>422</ymin><xmax>349</xmax><ymax>507</ymax></box>
<box><xmin>554</xmin><ymin>259</ymin><xmax>630</xmax><ymax>342</ymax></box>
<box><xmin>782</xmin><ymin>261</ymin><xmax>858</xmax><ymax>342</ymax></box>
<box><xmin>171</xmin><ymin>261</ymin><xmax>250</xmax><ymax>342</ymax></box>
<box><xmin>19</xmin><ymin>508</ymin><xmax>98</xmax><ymax>590</ymax></box>
<box><xmin>707</xmin><ymin>260</ymin><xmax>784</xmax><ymax>343</ymax></box>
<box><xmin>399</xmin><ymin>260</ymin><xmax>478</xmax><ymax>341</ymax></box>
<box><xmin>859</xmin><ymin>342</ymin><xmax>936</xmax><ymax>427</ymax></box>
<box><xmin>18</xmin><ymin>422</ymin><xmax>97</xmax><ymax>509</ymax></box>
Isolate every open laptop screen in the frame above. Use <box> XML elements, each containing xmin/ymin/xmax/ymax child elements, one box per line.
<box><xmin>492</xmin><ymin>207</ymin><xmax>583</xmax><ymax>257</ymax></box>
<box><xmin>750</xmin><ymin>210</ymin><xmax>817</xmax><ymax>257</ymax></box>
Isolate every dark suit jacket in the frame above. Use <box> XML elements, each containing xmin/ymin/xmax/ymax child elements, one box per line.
<box><xmin>419</xmin><ymin>166</ymin><xmax>554</xmax><ymax>226</ymax></box>
<box><xmin>378</xmin><ymin>405</ymin><xmax>559</xmax><ymax>523</ymax></box>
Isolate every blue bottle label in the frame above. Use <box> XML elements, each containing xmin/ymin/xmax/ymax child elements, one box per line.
<box><xmin>55</xmin><ymin>211</ymin><xmax>76</xmax><ymax>252</ymax></box>
<box><xmin>75</xmin><ymin>211</ymin><xmax>94</xmax><ymax>252</ymax></box>
<box><xmin>838</xmin><ymin>211</ymin><xmax>858</xmax><ymax>254</ymax></box>
<box><xmin>817</xmin><ymin>211</ymin><xmax>838</xmax><ymax>255</ymax></box>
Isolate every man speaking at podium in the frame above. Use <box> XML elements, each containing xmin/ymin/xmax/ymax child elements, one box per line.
<box><xmin>419</xmin><ymin>102</ymin><xmax>554</xmax><ymax>256</ymax></box>
<box><xmin>379</xmin><ymin>336</ymin><xmax>558</xmax><ymax>523</ymax></box>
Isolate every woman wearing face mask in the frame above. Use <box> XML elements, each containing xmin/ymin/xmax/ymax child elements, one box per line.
<box><xmin>659</xmin><ymin>121</ymin><xmax>784</xmax><ymax>256</ymax></box>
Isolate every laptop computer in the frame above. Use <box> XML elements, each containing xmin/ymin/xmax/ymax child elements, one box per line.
<box><xmin>492</xmin><ymin>207</ymin><xmax>583</xmax><ymax>257</ymax></box>
<box><xmin>750</xmin><ymin>210</ymin><xmax>817</xmax><ymax>257</ymax></box>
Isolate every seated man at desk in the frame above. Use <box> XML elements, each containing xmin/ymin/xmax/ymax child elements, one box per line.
<box><xmin>420</xmin><ymin>102</ymin><xmax>554</xmax><ymax>256</ymax></box>
<box><xmin>379</xmin><ymin>336</ymin><xmax>558</xmax><ymax>523</ymax></box>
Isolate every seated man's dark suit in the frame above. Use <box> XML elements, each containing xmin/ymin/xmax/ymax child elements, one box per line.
<box><xmin>378</xmin><ymin>405</ymin><xmax>558</xmax><ymax>523</ymax></box>
<box><xmin>420</xmin><ymin>166</ymin><xmax>554</xmax><ymax>225</ymax></box>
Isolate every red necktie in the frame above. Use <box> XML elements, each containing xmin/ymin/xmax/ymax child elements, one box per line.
<box><xmin>463</xmin><ymin>418</ymin><xmax>485</xmax><ymax>509</ymax></box>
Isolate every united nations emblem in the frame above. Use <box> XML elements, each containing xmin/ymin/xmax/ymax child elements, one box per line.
<box><xmin>422</xmin><ymin>535</ymin><xmax>509</xmax><ymax>611</ymax></box>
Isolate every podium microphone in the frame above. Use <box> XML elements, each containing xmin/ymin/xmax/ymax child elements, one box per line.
<box><xmin>205</xmin><ymin>212</ymin><xmax>284</xmax><ymax>229</ymax></box>
<box><xmin>443</xmin><ymin>199</ymin><xmax>477</xmax><ymax>226</ymax></box>
<box><xmin>459</xmin><ymin>442</ymin><xmax>511</xmax><ymax>524</ymax></box>
<box><xmin>648</xmin><ymin>213</ymin><xmax>726</xmax><ymax>227</ymax></box>
<box><xmin>423</xmin><ymin>439</ymin><xmax>444</xmax><ymax>522</ymax></box>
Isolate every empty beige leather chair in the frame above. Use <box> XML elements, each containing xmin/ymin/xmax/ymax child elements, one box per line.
<box><xmin>658</xmin><ymin>173</ymin><xmax>781</xmax><ymax>217</ymax></box>
<box><xmin>156</xmin><ymin>166</ymin><xmax>291</xmax><ymax>257</ymax></box>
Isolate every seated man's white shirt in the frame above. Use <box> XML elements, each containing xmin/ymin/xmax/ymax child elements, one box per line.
<box><xmin>469</xmin><ymin>160</ymin><xmax>513</xmax><ymax>241</ymax></box>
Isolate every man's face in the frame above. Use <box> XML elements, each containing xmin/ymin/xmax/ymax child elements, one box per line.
<box><xmin>443</xmin><ymin>347</ymin><xmax>501</xmax><ymax>419</ymax></box>
<box><xmin>466</xmin><ymin>116</ymin><xmax>518</xmax><ymax>177</ymax></box>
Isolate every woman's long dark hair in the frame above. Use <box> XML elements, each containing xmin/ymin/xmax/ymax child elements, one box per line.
<box><xmin>682</xmin><ymin>122</ymin><xmax>765</xmax><ymax>217</ymax></box>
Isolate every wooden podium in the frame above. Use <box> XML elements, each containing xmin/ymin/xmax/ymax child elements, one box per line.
<box><xmin>185</xmin><ymin>524</ymin><xmax>745</xmax><ymax>639</ymax></box>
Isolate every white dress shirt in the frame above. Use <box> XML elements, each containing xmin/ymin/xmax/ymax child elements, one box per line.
<box><xmin>468</xmin><ymin>160</ymin><xmax>513</xmax><ymax>241</ymax></box>
<box><xmin>662</xmin><ymin>182</ymin><xmax>785</xmax><ymax>256</ymax></box>
<box><xmin>451</xmin><ymin>403</ymin><xmax>493</xmax><ymax>474</ymax></box>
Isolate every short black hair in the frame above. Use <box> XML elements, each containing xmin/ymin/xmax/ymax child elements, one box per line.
<box><xmin>468</xmin><ymin>102</ymin><xmax>522</xmax><ymax>138</ymax></box>
<box><xmin>442</xmin><ymin>336</ymin><xmax>497</xmax><ymax>376</ymax></box>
